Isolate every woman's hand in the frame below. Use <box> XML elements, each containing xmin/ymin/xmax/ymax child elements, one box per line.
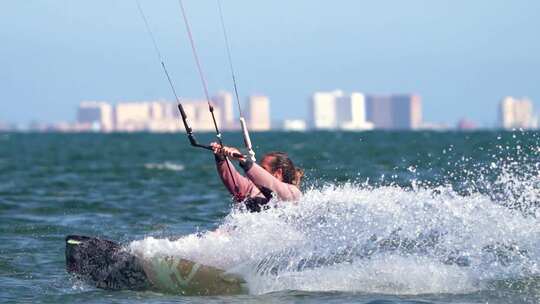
<box><xmin>210</xmin><ymin>142</ymin><xmax>245</xmax><ymax>160</ymax></box>
<box><xmin>222</xmin><ymin>146</ymin><xmax>245</xmax><ymax>160</ymax></box>
<box><xmin>210</xmin><ymin>142</ymin><xmax>222</xmax><ymax>155</ymax></box>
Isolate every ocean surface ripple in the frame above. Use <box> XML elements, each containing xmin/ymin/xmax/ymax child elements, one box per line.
<box><xmin>1</xmin><ymin>131</ymin><xmax>540</xmax><ymax>303</ymax></box>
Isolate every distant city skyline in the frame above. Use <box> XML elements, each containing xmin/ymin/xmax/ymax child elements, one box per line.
<box><xmin>2</xmin><ymin>91</ymin><xmax>538</xmax><ymax>131</ymax></box>
<box><xmin>2</xmin><ymin>91</ymin><xmax>532</xmax><ymax>133</ymax></box>
<box><xmin>1</xmin><ymin>1</ymin><xmax>539</xmax><ymax>126</ymax></box>
<box><xmin>73</xmin><ymin>92</ymin><xmax>274</xmax><ymax>133</ymax></box>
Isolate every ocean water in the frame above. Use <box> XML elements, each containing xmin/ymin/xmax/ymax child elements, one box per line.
<box><xmin>1</xmin><ymin>131</ymin><xmax>539</xmax><ymax>303</ymax></box>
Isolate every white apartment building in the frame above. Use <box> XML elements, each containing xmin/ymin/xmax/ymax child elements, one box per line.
<box><xmin>147</xmin><ymin>101</ymin><xmax>181</xmax><ymax>132</ymax></box>
<box><xmin>114</xmin><ymin>102</ymin><xmax>152</xmax><ymax>132</ymax></box>
<box><xmin>191</xmin><ymin>101</ymin><xmax>222</xmax><ymax>131</ymax></box>
<box><xmin>212</xmin><ymin>91</ymin><xmax>234</xmax><ymax>130</ymax></box>
<box><xmin>246</xmin><ymin>95</ymin><xmax>271</xmax><ymax>131</ymax></box>
<box><xmin>309</xmin><ymin>90</ymin><xmax>342</xmax><ymax>129</ymax></box>
<box><xmin>499</xmin><ymin>97</ymin><xmax>537</xmax><ymax>130</ymax></box>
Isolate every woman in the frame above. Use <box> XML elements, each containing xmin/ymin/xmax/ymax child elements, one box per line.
<box><xmin>210</xmin><ymin>143</ymin><xmax>303</xmax><ymax>212</ymax></box>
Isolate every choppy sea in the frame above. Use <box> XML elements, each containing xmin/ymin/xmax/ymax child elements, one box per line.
<box><xmin>1</xmin><ymin>131</ymin><xmax>539</xmax><ymax>303</ymax></box>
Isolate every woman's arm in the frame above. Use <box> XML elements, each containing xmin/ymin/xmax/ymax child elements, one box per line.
<box><xmin>240</xmin><ymin>160</ymin><xmax>301</xmax><ymax>201</ymax></box>
<box><xmin>212</xmin><ymin>143</ymin><xmax>254</xmax><ymax>201</ymax></box>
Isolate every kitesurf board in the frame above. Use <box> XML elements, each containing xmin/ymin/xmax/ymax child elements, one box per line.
<box><xmin>65</xmin><ymin>235</ymin><xmax>246</xmax><ymax>296</ymax></box>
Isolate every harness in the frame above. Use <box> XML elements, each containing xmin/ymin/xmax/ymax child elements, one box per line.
<box><xmin>243</xmin><ymin>186</ymin><xmax>273</xmax><ymax>213</ymax></box>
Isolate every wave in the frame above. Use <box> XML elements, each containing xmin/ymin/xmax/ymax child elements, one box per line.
<box><xmin>144</xmin><ymin>162</ymin><xmax>185</xmax><ymax>172</ymax></box>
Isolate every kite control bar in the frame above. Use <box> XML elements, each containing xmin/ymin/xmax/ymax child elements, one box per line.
<box><xmin>177</xmin><ymin>104</ymin><xmax>244</xmax><ymax>159</ymax></box>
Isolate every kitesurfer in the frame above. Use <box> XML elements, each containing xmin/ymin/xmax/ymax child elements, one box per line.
<box><xmin>210</xmin><ymin>143</ymin><xmax>303</xmax><ymax>212</ymax></box>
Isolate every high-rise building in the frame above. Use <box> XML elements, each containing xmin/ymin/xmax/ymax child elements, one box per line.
<box><xmin>246</xmin><ymin>95</ymin><xmax>271</xmax><ymax>131</ymax></box>
<box><xmin>114</xmin><ymin>102</ymin><xmax>152</xmax><ymax>132</ymax></box>
<box><xmin>77</xmin><ymin>101</ymin><xmax>114</xmax><ymax>132</ymax></box>
<box><xmin>499</xmin><ymin>97</ymin><xmax>536</xmax><ymax>130</ymax></box>
<box><xmin>366</xmin><ymin>94</ymin><xmax>422</xmax><ymax>130</ymax></box>
<box><xmin>149</xmin><ymin>101</ymin><xmax>171</xmax><ymax>120</ymax></box>
<box><xmin>336</xmin><ymin>92</ymin><xmax>374</xmax><ymax>130</ymax></box>
<box><xmin>411</xmin><ymin>95</ymin><xmax>423</xmax><ymax>129</ymax></box>
<box><xmin>393</xmin><ymin>94</ymin><xmax>422</xmax><ymax>130</ymax></box>
<box><xmin>309</xmin><ymin>90</ymin><xmax>342</xmax><ymax>129</ymax></box>
<box><xmin>147</xmin><ymin>101</ymin><xmax>181</xmax><ymax>132</ymax></box>
<box><xmin>212</xmin><ymin>91</ymin><xmax>234</xmax><ymax>130</ymax></box>
<box><xmin>192</xmin><ymin>101</ymin><xmax>221</xmax><ymax>131</ymax></box>
<box><xmin>365</xmin><ymin>95</ymin><xmax>392</xmax><ymax>129</ymax></box>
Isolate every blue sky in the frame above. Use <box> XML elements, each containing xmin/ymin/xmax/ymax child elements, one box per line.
<box><xmin>1</xmin><ymin>0</ymin><xmax>539</xmax><ymax>126</ymax></box>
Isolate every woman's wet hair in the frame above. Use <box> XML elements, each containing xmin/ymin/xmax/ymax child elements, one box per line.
<box><xmin>293</xmin><ymin>167</ymin><xmax>304</xmax><ymax>187</ymax></box>
<box><xmin>263</xmin><ymin>152</ymin><xmax>304</xmax><ymax>187</ymax></box>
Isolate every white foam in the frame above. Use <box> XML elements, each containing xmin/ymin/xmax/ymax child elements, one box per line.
<box><xmin>130</xmin><ymin>178</ymin><xmax>540</xmax><ymax>295</ymax></box>
<box><xmin>144</xmin><ymin>162</ymin><xmax>185</xmax><ymax>172</ymax></box>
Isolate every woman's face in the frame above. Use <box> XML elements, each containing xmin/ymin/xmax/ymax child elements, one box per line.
<box><xmin>261</xmin><ymin>155</ymin><xmax>283</xmax><ymax>181</ymax></box>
